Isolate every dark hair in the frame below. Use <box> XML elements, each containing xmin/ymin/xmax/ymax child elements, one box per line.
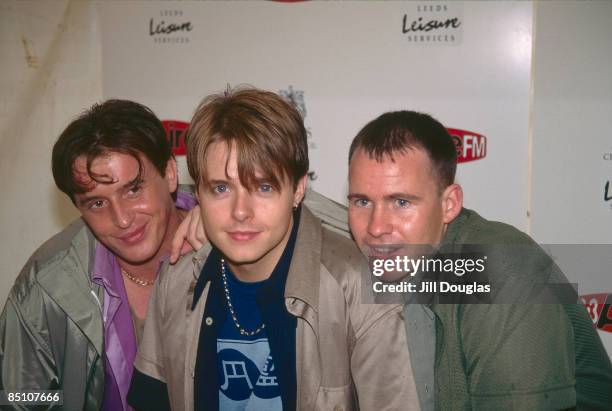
<box><xmin>348</xmin><ymin>111</ymin><xmax>457</xmax><ymax>189</ymax></box>
<box><xmin>52</xmin><ymin>99</ymin><xmax>172</xmax><ymax>200</ymax></box>
<box><xmin>186</xmin><ymin>86</ymin><xmax>308</xmax><ymax>191</ymax></box>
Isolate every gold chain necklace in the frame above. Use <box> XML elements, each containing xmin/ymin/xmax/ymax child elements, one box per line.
<box><xmin>220</xmin><ymin>258</ymin><xmax>266</xmax><ymax>336</ymax></box>
<box><xmin>121</xmin><ymin>267</ymin><xmax>155</xmax><ymax>287</ymax></box>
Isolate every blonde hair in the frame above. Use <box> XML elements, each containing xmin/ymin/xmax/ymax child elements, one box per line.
<box><xmin>186</xmin><ymin>86</ymin><xmax>308</xmax><ymax>191</ymax></box>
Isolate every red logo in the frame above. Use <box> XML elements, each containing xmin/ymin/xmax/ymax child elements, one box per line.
<box><xmin>164</xmin><ymin>121</ymin><xmax>485</xmax><ymax>163</ymax></box>
<box><xmin>162</xmin><ymin>120</ymin><xmax>188</xmax><ymax>156</ymax></box>
<box><xmin>581</xmin><ymin>293</ymin><xmax>612</xmax><ymax>333</ymax></box>
<box><xmin>447</xmin><ymin>128</ymin><xmax>487</xmax><ymax>163</ymax></box>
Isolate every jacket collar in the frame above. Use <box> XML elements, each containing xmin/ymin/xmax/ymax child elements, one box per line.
<box><xmin>284</xmin><ymin>206</ymin><xmax>321</xmax><ymax>312</ymax></box>
<box><xmin>37</xmin><ymin>221</ymin><xmax>104</xmax><ymax>355</ymax></box>
<box><xmin>441</xmin><ymin>207</ymin><xmax>472</xmax><ymax>247</ymax></box>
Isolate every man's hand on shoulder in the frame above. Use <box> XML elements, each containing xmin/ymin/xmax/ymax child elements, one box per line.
<box><xmin>170</xmin><ymin>206</ymin><xmax>208</xmax><ymax>264</ymax></box>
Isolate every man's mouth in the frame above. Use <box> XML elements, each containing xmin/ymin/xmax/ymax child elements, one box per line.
<box><xmin>227</xmin><ymin>231</ymin><xmax>261</xmax><ymax>242</ymax></box>
<box><xmin>119</xmin><ymin>224</ymin><xmax>147</xmax><ymax>245</ymax></box>
<box><xmin>365</xmin><ymin>244</ymin><xmax>404</xmax><ymax>258</ymax></box>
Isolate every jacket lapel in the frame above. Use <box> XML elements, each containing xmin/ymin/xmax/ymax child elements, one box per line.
<box><xmin>284</xmin><ymin>206</ymin><xmax>321</xmax><ymax>317</ymax></box>
<box><xmin>37</xmin><ymin>224</ymin><xmax>104</xmax><ymax>355</ymax></box>
<box><xmin>284</xmin><ymin>206</ymin><xmax>323</xmax><ymax>410</ymax></box>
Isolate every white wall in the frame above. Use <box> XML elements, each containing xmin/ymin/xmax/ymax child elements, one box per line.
<box><xmin>0</xmin><ymin>0</ymin><xmax>101</xmax><ymax>306</ymax></box>
<box><xmin>530</xmin><ymin>0</ymin><xmax>612</xmax><ymax>354</ymax></box>
<box><xmin>530</xmin><ymin>0</ymin><xmax>612</xmax><ymax>244</ymax></box>
<box><xmin>1</xmin><ymin>1</ymin><xmax>611</xmax><ymax>356</ymax></box>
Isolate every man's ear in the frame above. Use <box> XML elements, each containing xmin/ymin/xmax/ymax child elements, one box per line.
<box><xmin>165</xmin><ymin>157</ymin><xmax>179</xmax><ymax>194</ymax></box>
<box><xmin>292</xmin><ymin>175</ymin><xmax>308</xmax><ymax>207</ymax></box>
<box><xmin>441</xmin><ymin>183</ymin><xmax>463</xmax><ymax>224</ymax></box>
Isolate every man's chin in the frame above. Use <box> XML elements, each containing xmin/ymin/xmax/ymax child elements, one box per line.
<box><xmin>223</xmin><ymin>252</ymin><xmax>265</xmax><ymax>266</ymax></box>
<box><xmin>110</xmin><ymin>244</ymin><xmax>159</xmax><ymax>266</ymax></box>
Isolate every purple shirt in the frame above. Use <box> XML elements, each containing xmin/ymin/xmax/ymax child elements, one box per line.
<box><xmin>91</xmin><ymin>191</ymin><xmax>197</xmax><ymax>411</ymax></box>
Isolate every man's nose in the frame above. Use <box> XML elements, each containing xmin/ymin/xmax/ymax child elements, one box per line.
<box><xmin>231</xmin><ymin>190</ymin><xmax>254</xmax><ymax>222</ymax></box>
<box><xmin>367</xmin><ymin>205</ymin><xmax>393</xmax><ymax>238</ymax></box>
<box><xmin>110</xmin><ymin>200</ymin><xmax>134</xmax><ymax>229</ymax></box>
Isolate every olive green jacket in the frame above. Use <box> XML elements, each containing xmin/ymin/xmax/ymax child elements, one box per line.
<box><xmin>432</xmin><ymin>208</ymin><xmax>612</xmax><ymax>410</ymax></box>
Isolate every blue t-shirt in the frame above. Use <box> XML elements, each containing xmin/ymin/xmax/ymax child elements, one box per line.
<box><xmin>217</xmin><ymin>266</ymin><xmax>282</xmax><ymax>411</ymax></box>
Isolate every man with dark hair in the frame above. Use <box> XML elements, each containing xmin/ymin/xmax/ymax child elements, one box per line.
<box><xmin>0</xmin><ymin>97</ymin><xmax>362</xmax><ymax>411</ymax></box>
<box><xmin>0</xmin><ymin>100</ymin><xmax>196</xmax><ymax>410</ymax></box>
<box><xmin>128</xmin><ymin>87</ymin><xmax>420</xmax><ymax>411</ymax></box>
<box><xmin>347</xmin><ymin>110</ymin><xmax>612</xmax><ymax>410</ymax></box>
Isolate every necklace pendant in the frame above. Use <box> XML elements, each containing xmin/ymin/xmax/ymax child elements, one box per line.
<box><xmin>220</xmin><ymin>258</ymin><xmax>266</xmax><ymax>336</ymax></box>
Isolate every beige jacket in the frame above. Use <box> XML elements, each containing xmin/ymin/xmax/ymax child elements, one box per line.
<box><xmin>133</xmin><ymin>206</ymin><xmax>420</xmax><ymax>411</ymax></box>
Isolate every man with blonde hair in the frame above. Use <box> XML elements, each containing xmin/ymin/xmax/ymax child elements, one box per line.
<box><xmin>128</xmin><ymin>87</ymin><xmax>420</xmax><ymax>411</ymax></box>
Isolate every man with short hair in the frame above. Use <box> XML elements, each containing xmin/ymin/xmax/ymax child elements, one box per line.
<box><xmin>128</xmin><ymin>87</ymin><xmax>420</xmax><ymax>411</ymax></box>
<box><xmin>347</xmin><ymin>111</ymin><xmax>612</xmax><ymax>410</ymax></box>
<box><xmin>174</xmin><ymin>107</ymin><xmax>612</xmax><ymax>410</ymax></box>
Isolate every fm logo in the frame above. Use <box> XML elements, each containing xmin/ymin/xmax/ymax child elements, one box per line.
<box><xmin>447</xmin><ymin>128</ymin><xmax>487</xmax><ymax>163</ymax></box>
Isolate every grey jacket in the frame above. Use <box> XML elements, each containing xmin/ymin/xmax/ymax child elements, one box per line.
<box><xmin>0</xmin><ymin>188</ymin><xmax>354</xmax><ymax>410</ymax></box>
<box><xmin>133</xmin><ymin>206</ymin><xmax>420</xmax><ymax>411</ymax></box>
<box><xmin>0</xmin><ymin>218</ymin><xmax>104</xmax><ymax>410</ymax></box>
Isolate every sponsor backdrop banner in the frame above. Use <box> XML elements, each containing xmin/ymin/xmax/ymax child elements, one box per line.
<box><xmin>97</xmin><ymin>0</ymin><xmax>612</xmax><ymax>357</ymax></box>
<box><xmin>99</xmin><ymin>0</ymin><xmax>531</xmax><ymax>231</ymax></box>
<box><xmin>529</xmin><ymin>1</ymin><xmax>612</xmax><ymax>355</ymax></box>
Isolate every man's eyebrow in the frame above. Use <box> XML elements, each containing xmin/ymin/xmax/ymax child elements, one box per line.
<box><xmin>386</xmin><ymin>192</ymin><xmax>421</xmax><ymax>201</ymax></box>
<box><xmin>204</xmin><ymin>179</ymin><xmax>232</xmax><ymax>189</ymax></box>
<box><xmin>123</xmin><ymin>176</ymin><xmax>143</xmax><ymax>189</ymax></box>
<box><xmin>347</xmin><ymin>193</ymin><xmax>369</xmax><ymax>200</ymax></box>
<box><xmin>207</xmin><ymin>178</ymin><xmax>230</xmax><ymax>185</ymax></box>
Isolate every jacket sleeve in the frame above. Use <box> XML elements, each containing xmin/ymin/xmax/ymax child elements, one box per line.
<box><xmin>321</xmin><ymin>225</ymin><xmax>421</xmax><ymax>411</ymax></box>
<box><xmin>564</xmin><ymin>303</ymin><xmax>612</xmax><ymax>410</ymax></box>
<box><xmin>127</xmin><ymin>266</ymin><xmax>171</xmax><ymax>411</ymax></box>
<box><xmin>350</xmin><ymin>303</ymin><xmax>421</xmax><ymax>411</ymax></box>
<box><xmin>0</xmin><ymin>294</ymin><xmax>57</xmax><ymax>410</ymax></box>
<box><xmin>459</xmin><ymin>304</ymin><xmax>576</xmax><ymax>410</ymax></box>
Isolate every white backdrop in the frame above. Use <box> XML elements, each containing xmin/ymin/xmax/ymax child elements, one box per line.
<box><xmin>530</xmin><ymin>0</ymin><xmax>612</xmax><ymax>354</ymax></box>
<box><xmin>99</xmin><ymin>0</ymin><xmax>531</xmax><ymax>231</ymax></box>
<box><xmin>1</xmin><ymin>0</ymin><xmax>611</xmax><ymax>355</ymax></box>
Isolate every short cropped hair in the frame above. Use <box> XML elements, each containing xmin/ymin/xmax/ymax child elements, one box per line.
<box><xmin>186</xmin><ymin>86</ymin><xmax>308</xmax><ymax>191</ymax></box>
<box><xmin>52</xmin><ymin>100</ymin><xmax>172</xmax><ymax>201</ymax></box>
<box><xmin>348</xmin><ymin>111</ymin><xmax>457</xmax><ymax>190</ymax></box>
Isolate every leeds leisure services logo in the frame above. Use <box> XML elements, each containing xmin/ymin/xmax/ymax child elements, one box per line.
<box><xmin>149</xmin><ymin>9</ymin><xmax>193</xmax><ymax>44</ymax></box>
<box><xmin>603</xmin><ymin>147</ymin><xmax>612</xmax><ymax>209</ymax></box>
<box><xmin>401</xmin><ymin>3</ymin><xmax>463</xmax><ymax>45</ymax></box>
